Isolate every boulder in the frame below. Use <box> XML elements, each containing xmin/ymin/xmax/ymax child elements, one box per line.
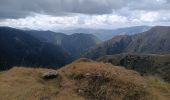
<box><xmin>42</xmin><ymin>70</ymin><xmax>59</xmax><ymax>79</ymax></box>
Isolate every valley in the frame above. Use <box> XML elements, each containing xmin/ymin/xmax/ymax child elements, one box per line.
<box><xmin>1</xmin><ymin>0</ymin><xmax>170</xmax><ymax>99</ymax></box>
<box><xmin>0</xmin><ymin>26</ymin><xmax>170</xmax><ymax>100</ymax></box>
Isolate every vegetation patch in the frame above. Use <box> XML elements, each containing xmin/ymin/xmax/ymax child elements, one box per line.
<box><xmin>98</xmin><ymin>54</ymin><xmax>170</xmax><ymax>82</ymax></box>
<box><xmin>73</xmin><ymin>72</ymin><xmax>152</xmax><ymax>100</ymax></box>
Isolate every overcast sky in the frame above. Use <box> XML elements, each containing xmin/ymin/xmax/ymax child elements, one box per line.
<box><xmin>0</xmin><ymin>0</ymin><xmax>170</xmax><ymax>30</ymax></box>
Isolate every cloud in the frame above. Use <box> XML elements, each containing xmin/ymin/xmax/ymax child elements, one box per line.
<box><xmin>0</xmin><ymin>14</ymin><xmax>80</xmax><ymax>30</ymax></box>
<box><xmin>128</xmin><ymin>0</ymin><xmax>170</xmax><ymax>11</ymax></box>
<box><xmin>0</xmin><ymin>0</ymin><xmax>170</xmax><ymax>29</ymax></box>
<box><xmin>0</xmin><ymin>0</ymin><xmax>128</xmax><ymax>19</ymax></box>
<box><xmin>1</xmin><ymin>0</ymin><xmax>169</xmax><ymax>19</ymax></box>
<box><xmin>1</xmin><ymin>10</ymin><xmax>170</xmax><ymax>30</ymax></box>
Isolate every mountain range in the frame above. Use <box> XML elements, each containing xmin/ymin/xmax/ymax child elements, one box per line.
<box><xmin>1</xmin><ymin>26</ymin><xmax>170</xmax><ymax>70</ymax></box>
<box><xmin>0</xmin><ymin>27</ymin><xmax>71</xmax><ymax>70</ymax></box>
<box><xmin>84</xmin><ymin>26</ymin><xmax>170</xmax><ymax>59</ymax></box>
<box><xmin>25</xmin><ymin>30</ymin><xmax>101</xmax><ymax>59</ymax></box>
<box><xmin>59</xmin><ymin>26</ymin><xmax>151</xmax><ymax>41</ymax></box>
<box><xmin>0</xmin><ymin>27</ymin><xmax>100</xmax><ymax>70</ymax></box>
<box><xmin>0</xmin><ymin>26</ymin><xmax>170</xmax><ymax>100</ymax></box>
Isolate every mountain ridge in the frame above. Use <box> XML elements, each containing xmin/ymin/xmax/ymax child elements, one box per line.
<box><xmin>0</xmin><ymin>27</ymin><xmax>71</xmax><ymax>70</ymax></box>
<box><xmin>59</xmin><ymin>26</ymin><xmax>151</xmax><ymax>40</ymax></box>
<box><xmin>25</xmin><ymin>30</ymin><xmax>101</xmax><ymax>59</ymax></box>
<box><xmin>84</xmin><ymin>26</ymin><xmax>170</xmax><ymax>59</ymax></box>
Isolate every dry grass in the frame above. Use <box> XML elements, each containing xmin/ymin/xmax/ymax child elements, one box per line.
<box><xmin>144</xmin><ymin>76</ymin><xmax>170</xmax><ymax>100</ymax></box>
<box><xmin>0</xmin><ymin>58</ymin><xmax>169</xmax><ymax>100</ymax></box>
<box><xmin>0</xmin><ymin>67</ymin><xmax>83</xmax><ymax>100</ymax></box>
<box><xmin>59</xmin><ymin>58</ymin><xmax>154</xmax><ymax>100</ymax></box>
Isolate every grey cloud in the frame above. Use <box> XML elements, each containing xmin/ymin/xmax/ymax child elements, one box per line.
<box><xmin>128</xmin><ymin>0</ymin><xmax>170</xmax><ymax>11</ymax></box>
<box><xmin>0</xmin><ymin>0</ymin><xmax>170</xmax><ymax>19</ymax></box>
<box><xmin>0</xmin><ymin>0</ymin><xmax>127</xmax><ymax>19</ymax></box>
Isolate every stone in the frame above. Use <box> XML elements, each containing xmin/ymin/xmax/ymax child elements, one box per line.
<box><xmin>42</xmin><ymin>70</ymin><xmax>59</xmax><ymax>79</ymax></box>
<box><xmin>84</xmin><ymin>73</ymin><xmax>91</xmax><ymax>78</ymax></box>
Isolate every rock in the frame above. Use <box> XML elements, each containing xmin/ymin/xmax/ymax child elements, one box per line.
<box><xmin>42</xmin><ymin>70</ymin><xmax>59</xmax><ymax>79</ymax></box>
<box><xmin>84</xmin><ymin>73</ymin><xmax>91</xmax><ymax>78</ymax></box>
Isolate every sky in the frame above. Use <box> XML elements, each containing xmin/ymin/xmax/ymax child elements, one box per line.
<box><xmin>0</xmin><ymin>0</ymin><xmax>170</xmax><ymax>31</ymax></box>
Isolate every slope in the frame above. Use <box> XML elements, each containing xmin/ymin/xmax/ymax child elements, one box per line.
<box><xmin>61</xmin><ymin>33</ymin><xmax>101</xmax><ymax>58</ymax></box>
<box><xmin>0</xmin><ymin>59</ymin><xmax>169</xmax><ymax>100</ymax></box>
<box><xmin>25</xmin><ymin>30</ymin><xmax>67</xmax><ymax>45</ymax></box>
<box><xmin>126</xmin><ymin>26</ymin><xmax>170</xmax><ymax>53</ymax></box>
<box><xmin>0</xmin><ymin>27</ymin><xmax>70</xmax><ymax>70</ymax></box>
<box><xmin>98</xmin><ymin>54</ymin><xmax>170</xmax><ymax>82</ymax></box>
<box><xmin>26</xmin><ymin>30</ymin><xmax>101</xmax><ymax>59</ymax></box>
<box><xmin>84</xmin><ymin>26</ymin><xmax>170</xmax><ymax>59</ymax></box>
<box><xmin>84</xmin><ymin>35</ymin><xmax>132</xmax><ymax>59</ymax></box>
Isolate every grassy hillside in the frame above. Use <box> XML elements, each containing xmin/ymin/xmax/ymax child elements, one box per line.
<box><xmin>0</xmin><ymin>27</ymin><xmax>70</xmax><ymax>70</ymax></box>
<box><xmin>61</xmin><ymin>33</ymin><xmax>101</xmax><ymax>58</ymax></box>
<box><xmin>98</xmin><ymin>54</ymin><xmax>170</xmax><ymax>82</ymax></box>
<box><xmin>26</xmin><ymin>30</ymin><xmax>67</xmax><ymax>45</ymax></box>
<box><xmin>25</xmin><ymin>30</ymin><xmax>101</xmax><ymax>59</ymax></box>
<box><xmin>126</xmin><ymin>26</ymin><xmax>170</xmax><ymax>53</ymax></box>
<box><xmin>0</xmin><ymin>59</ymin><xmax>169</xmax><ymax>100</ymax></box>
<box><xmin>83</xmin><ymin>35</ymin><xmax>132</xmax><ymax>59</ymax></box>
<box><xmin>84</xmin><ymin>26</ymin><xmax>170</xmax><ymax>59</ymax></box>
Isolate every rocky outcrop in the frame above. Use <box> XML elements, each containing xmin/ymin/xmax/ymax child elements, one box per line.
<box><xmin>42</xmin><ymin>70</ymin><xmax>59</xmax><ymax>79</ymax></box>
